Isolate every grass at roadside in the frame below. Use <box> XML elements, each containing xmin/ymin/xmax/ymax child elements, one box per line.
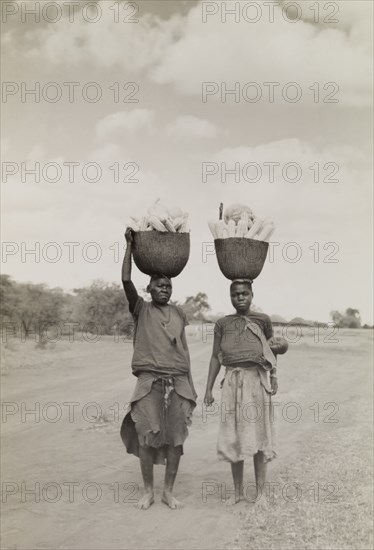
<box><xmin>231</xmin><ymin>331</ymin><xmax>373</xmax><ymax>550</ymax></box>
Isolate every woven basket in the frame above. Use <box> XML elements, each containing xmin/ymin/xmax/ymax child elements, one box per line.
<box><xmin>214</xmin><ymin>238</ymin><xmax>269</xmax><ymax>280</ymax></box>
<box><xmin>132</xmin><ymin>231</ymin><xmax>190</xmax><ymax>278</ymax></box>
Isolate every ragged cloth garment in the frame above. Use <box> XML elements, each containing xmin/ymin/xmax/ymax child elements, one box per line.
<box><xmin>121</xmin><ymin>297</ymin><xmax>196</xmax><ymax>465</ymax></box>
<box><xmin>131</xmin><ymin>297</ymin><xmax>192</xmax><ymax>376</ymax></box>
<box><xmin>121</xmin><ymin>372</ymin><xmax>196</xmax><ymax>465</ymax></box>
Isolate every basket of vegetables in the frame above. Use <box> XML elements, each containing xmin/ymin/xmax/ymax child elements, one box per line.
<box><xmin>208</xmin><ymin>203</ymin><xmax>275</xmax><ymax>281</ymax></box>
<box><xmin>127</xmin><ymin>200</ymin><xmax>190</xmax><ymax>278</ymax></box>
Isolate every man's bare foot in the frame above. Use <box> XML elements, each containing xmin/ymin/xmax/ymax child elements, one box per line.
<box><xmin>225</xmin><ymin>493</ymin><xmax>241</xmax><ymax>506</ymax></box>
<box><xmin>162</xmin><ymin>492</ymin><xmax>183</xmax><ymax>509</ymax></box>
<box><xmin>136</xmin><ymin>492</ymin><xmax>154</xmax><ymax>510</ymax></box>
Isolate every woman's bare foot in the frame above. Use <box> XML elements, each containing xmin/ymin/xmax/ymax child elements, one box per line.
<box><xmin>254</xmin><ymin>494</ymin><xmax>270</xmax><ymax>510</ymax></box>
<box><xmin>136</xmin><ymin>492</ymin><xmax>154</xmax><ymax>510</ymax></box>
<box><xmin>162</xmin><ymin>492</ymin><xmax>183</xmax><ymax>509</ymax></box>
<box><xmin>225</xmin><ymin>493</ymin><xmax>241</xmax><ymax>506</ymax></box>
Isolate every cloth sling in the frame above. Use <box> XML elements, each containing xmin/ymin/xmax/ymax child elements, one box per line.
<box><xmin>242</xmin><ymin>316</ymin><xmax>277</xmax><ymax>370</ymax></box>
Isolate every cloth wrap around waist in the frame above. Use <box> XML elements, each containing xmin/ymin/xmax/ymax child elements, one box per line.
<box><xmin>121</xmin><ymin>369</ymin><xmax>196</xmax><ymax>464</ymax></box>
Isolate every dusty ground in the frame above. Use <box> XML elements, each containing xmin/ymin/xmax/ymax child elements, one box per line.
<box><xmin>1</xmin><ymin>328</ymin><xmax>373</xmax><ymax>549</ymax></box>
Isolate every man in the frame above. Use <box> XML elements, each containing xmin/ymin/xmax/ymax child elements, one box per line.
<box><xmin>120</xmin><ymin>229</ymin><xmax>196</xmax><ymax>510</ymax></box>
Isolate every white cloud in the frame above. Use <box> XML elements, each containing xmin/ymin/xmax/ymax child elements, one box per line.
<box><xmin>151</xmin><ymin>1</ymin><xmax>373</xmax><ymax>107</ymax></box>
<box><xmin>289</xmin><ymin>0</ymin><xmax>372</xmax><ymax>47</ymax></box>
<box><xmin>165</xmin><ymin>115</ymin><xmax>220</xmax><ymax>141</ymax></box>
<box><xmin>24</xmin><ymin>1</ymin><xmax>181</xmax><ymax>71</ymax></box>
<box><xmin>2</xmin><ymin>137</ymin><xmax>373</xmax><ymax>323</ymax></box>
<box><xmin>203</xmin><ymin>139</ymin><xmax>372</xmax><ymax>244</ymax></box>
<box><xmin>20</xmin><ymin>1</ymin><xmax>372</xmax><ymax>108</ymax></box>
<box><xmin>95</xmin><ymin>109</ymin><xmax>155</xmax><ymax>141</ymax></box>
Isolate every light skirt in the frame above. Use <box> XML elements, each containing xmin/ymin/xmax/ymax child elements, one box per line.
<box><xmin>217</xmin><ymin>366</ymin><xmax>276</xmax><ymax>463</ymax></box>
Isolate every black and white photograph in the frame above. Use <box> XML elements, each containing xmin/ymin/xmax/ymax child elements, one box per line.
<box><xmin>1</xmin><ymin>1</ymin><xmax>373</xmax><ymax>549</ymax></box>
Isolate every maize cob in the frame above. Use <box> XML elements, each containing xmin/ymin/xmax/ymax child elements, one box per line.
<box><xmin>139</xmin><ymin>217</ymin><xmax>148</xmax><ymax>231</ymax></box>
<box><xmin>215</xmin><ymin>220</ymin><xmax>227</xmax><ymax>239</ymax></box>
<box><xmin>260</xmin><ymin>217</ymin><xmax>273</xmax><ymax>229</ymax></box>
<box><xmin>253</xmin><ymin>218</ymin><xmax>273</xmax><ymax>240</ymax></box>
<box><xmin>208</xmin><ymin>220</ymin><xmax>218</xmax><ymax>239</ymax></box>
<box><xmin>126</xmin><ymin>219</ymin><xmax>140</xmax><ymax>232</ymax></box>
<box><xmin>221</xmin><ymin>226</ymin><xmax>229</xmax><ymax>239</ymax></box>
<box><xmin>179</xmin><ymin>219</ymin><xmax>190</xmax><ymax>232</ymax></box>
<box><xmin>241</xmin><ymin>211</ymin><xmax>249</xmax><ymax>225</ymax></box>
<box><xmin>148</xmin><ymin>215</ymin><xmax>168</xmax><ymax>232</ymax></box>
<box><xmin>173</xmin><ymin>217</ymin><xmax>184</xmax><ymax>231</ymax></box>
<box><xmin>263</xmin><ymin>225</ymin><xmax>275</xmax><ymax>242</ymax></box>
<box><xmin>228</xmin><ymin>220</ymin><xmax>236</xmax><ymax>238</ymax></box>
<box><xmin>245</xmin><ymin>217</ymin><xmax>263</xmax><ymax>239</ymax></box>
<box><xmin>257</xmin><ymin>222</ymin><xmax>275</xmax><ymax>242</ymax></box>
<box><xmin>235</xmin><ymin>219</ymin><xmax>247</xmax><ymax>237</ymax></box>
<box><xmin>163</xmin><ymin>217</ymin><xmax>176</xmax><ymax>232</ymax></box>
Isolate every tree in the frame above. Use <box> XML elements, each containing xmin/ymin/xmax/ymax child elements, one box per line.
<box><xmin>0</xmin><ymin>276</ymin><xmax>67</xmax><ymax>339</ymax></box>
<box><xmin>330</xmin><ymin>310</ymin><xmax>343</xmax><ymax>326</ymax></box>
<box><xmin>180</xmin><ymin>292</ymin><xmax>211</xmax><ymax>321</ymax></box>
<box><xmin>0</xmin><ymin>275</ymin><xmax>18</xmax><ymax>322</ymax></box>
<box><xmin>330</xmin><ymin>308</ymin><xmax>362</xmax><ymax>328</ymax></box>
<box><xmin>74</xmin><ymin>280</ymin><xmax>132</xmax><ymax>335</ymax></box>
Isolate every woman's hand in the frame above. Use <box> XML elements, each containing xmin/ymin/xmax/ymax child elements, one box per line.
<box><xmin>204</xmin><ymin>390</ymin><xmax>214</xmax><ymax>406</ymax></box>
<box><xmin>270</xmin><ymin>376</ymin><xmax>278</xmax><ymax>395</ymax></box>
<box><xmin>125</xmin><ymin>227</ymin><xmax>133</xmax><ymax>244</ymax></box>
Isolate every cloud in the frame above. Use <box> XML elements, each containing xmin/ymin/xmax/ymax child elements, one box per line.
<box><xmin>2</xmin><ymin>136</ymin><xmax>372</xmax><ymax>323</ymax></box>
<box><xmin>23</xmin><ymin>1</ymin><xmax>182</xmax><ymax>71</ymax></box>
<box><xmin>206</xmin><ymin>139</ymin><xmax>372</xmax><ymax>244</ymax></box>
<box><xmin>95</xmin><ymin>109</ymin><xmax>155</xmax><ymax>141</ymax></box>
<box><xmin>165</xmin><ymin>115</ymin><xmax>220</xmax><ymax>141</ymax></box>
<box><xmin>20</xmin><ymin>1</ymin><xmax>372</xmax><ymax>108</ymax></box>
<box><xmin>289</xmin><ymin>0</ymin><xmax>372</xmax><ymax>46</ymax></box>
<box><xmin>151</xmin><ymin>1</ymin><xmax>373</xmax><ymax>107</ymax></box>
<box><xmin>4</xmin><ymin>1</ymin><xmax>373</xmax><ymax>323</ymax></box>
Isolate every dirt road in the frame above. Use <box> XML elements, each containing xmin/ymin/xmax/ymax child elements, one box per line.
<box><xmin>1</xmin><ymin>329</ymin><xmax>373</xmax><ymax>549</ymax></box>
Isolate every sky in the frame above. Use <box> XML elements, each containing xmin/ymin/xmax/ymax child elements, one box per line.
<box><xmin>1</xmin><ymin>0</ymin><xmax>373</xmax><ymax>323</ymax></box>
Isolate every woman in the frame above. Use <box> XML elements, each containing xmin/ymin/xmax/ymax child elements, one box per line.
<box><xmin>121</xmin><ymin>229</ymin><xmax>196</xmax><ymax>510</ymax></box>
<box><xmin>204</xmin><ymin>279</ymin><xmax>287</xmax><ymax>505</ymax></box>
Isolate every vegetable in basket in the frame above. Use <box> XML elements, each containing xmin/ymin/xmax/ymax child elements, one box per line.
<box><xmin>127</xmin><ymin>199</ymin><xmax>190</xmax><ymax>233</ymax></box>
<box><xmin>208</xmin><ymin>203</ymin><xmax>275</xmax><ymax>242</ymax></box>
